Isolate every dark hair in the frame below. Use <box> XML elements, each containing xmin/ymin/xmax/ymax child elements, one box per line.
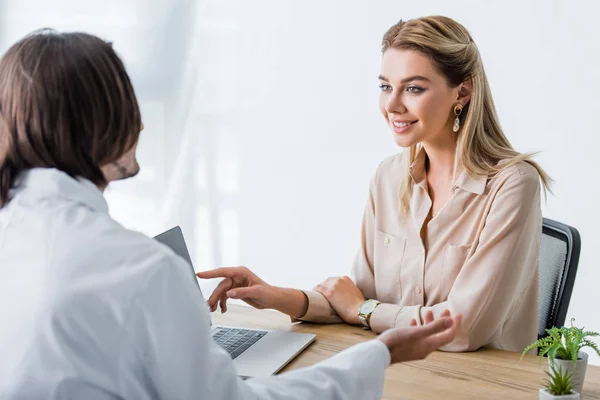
<box><xmin>0</xmin><ymin>29</ymin><xmax>141</xmax><ymax>207</ymax></box>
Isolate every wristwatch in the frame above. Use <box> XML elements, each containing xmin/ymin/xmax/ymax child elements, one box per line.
<box><xmin>358</xmin><ymin>299</ymin><xmax>381</xmax><ymax>329</ymax></box>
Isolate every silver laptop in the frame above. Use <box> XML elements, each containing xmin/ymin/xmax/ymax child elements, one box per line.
<box><xmin>154</xmin><ymin>226</ymin><xmax>316</xmax><ymax>378</ymax></box>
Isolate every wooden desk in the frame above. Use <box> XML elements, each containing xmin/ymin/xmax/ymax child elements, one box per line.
<box><xmin>213</xmin><ymin>305</ymin><xmax>600</xmax><ymax>400</ymax></box>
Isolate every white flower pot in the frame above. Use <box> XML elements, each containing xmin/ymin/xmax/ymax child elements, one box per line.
<box><xmin>549</xmin><ymin>351</ymin><xmax>588</xmax><ymax>395</ymax></box>
<box><xmin>539</xmin><ymin>388</ymin><xmax>580</xmax><ymax>399</ymax></box>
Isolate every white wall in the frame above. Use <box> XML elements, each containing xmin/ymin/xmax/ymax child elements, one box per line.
<box><xmin>232</xmin><ymin>0</ymin><xmax>600</xmax><ymax>365</ymax></box>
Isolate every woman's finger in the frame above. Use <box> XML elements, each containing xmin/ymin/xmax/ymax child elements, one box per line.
<box><xmin>424</xmin><ymin>310</ymin><xmax>434</xmax><ymax>324</ymax></box>
<box><xmin>207</xmin><ymin>278</ymin><xmax>233</xmax><ymax>310</ymax></box>
<box><xmin>220</xmin><ymin>292</ymin><xmax>228</xmax><ymax>314</ymax></box>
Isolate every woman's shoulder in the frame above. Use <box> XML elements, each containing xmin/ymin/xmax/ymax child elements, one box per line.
<box><xmin>372</xmin><ymin>152</ymin><xmax>405</xmax><ymax>183</ymax></box>
<box><xmin>491</xmin><ymin>160</ymin><xmax>541</xmax><ymax>191</ymax></box>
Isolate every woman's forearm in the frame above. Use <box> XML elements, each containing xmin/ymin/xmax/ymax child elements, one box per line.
<box><xmin>272</xmin><ymin>287</ymin><xmax>309</xmax><ymax>318</ymax></box>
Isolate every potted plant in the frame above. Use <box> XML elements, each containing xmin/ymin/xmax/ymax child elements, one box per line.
<box><xmin>539</xmin><ymin>364</ymin><xmax>579</xmax><ymax>399</ymax></box>
<box><xmin>522</xmin><ymin>318</ymin><xmax>600</xmax><ymax>395</ymax></box>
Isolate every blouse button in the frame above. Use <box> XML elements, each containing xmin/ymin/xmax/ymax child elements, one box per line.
<box><xmin>384</xmin><ymin>237</ymin><xmax>390</xmax><ymax>245</ymax></box>
<box><xmin>415</xmin><ymin>287</ymin><xmax>422</xmax><ymax>294</ymax></box>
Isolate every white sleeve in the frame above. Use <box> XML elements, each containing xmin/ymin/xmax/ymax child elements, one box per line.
<box><xmin>245</xmin><ymin>339</ymin><xmax>390</xmax><ymax>399</ymax></box>
<box><xmin>121</xmin><ymin>254</ymin><xmax>390</xmax><ymax>400</ymax></box>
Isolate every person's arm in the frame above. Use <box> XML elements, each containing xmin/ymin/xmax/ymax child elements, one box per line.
<box><xmin>367</xmin><ymin>168</ymin><xmax>542</xmax><ymax>351</ymax></box>
<box><xmin>199</xmin><ymin>164</ymin><xmax>385</xmax><ymax>325</ymax></box>
<box><xmin>123</xmin><ymin>253</ymin><xmax>393</xmax><ymax>400</ymax></box>
<box><xmin>198</xmin><ymin>266</ymin><xmax>323</xmax><ymax>321</ymax></box>
<box><xmin>246</xmin><ymin>340</ymin><xmax>390</xmax><ymax>399</ymax></box>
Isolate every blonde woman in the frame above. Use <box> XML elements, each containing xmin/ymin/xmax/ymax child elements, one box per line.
<box><xmin>199</xmin><ymin>16</ymin><xmax>550</xmax><ymax>352</ymax></box>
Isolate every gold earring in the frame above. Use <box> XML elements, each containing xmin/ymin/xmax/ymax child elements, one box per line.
<box><xmin>452</xmin><ymin>103</ymin><xmax>463</xmax><ymax>132</ymax></box>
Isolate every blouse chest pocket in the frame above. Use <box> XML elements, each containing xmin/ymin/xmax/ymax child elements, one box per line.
<box><xmin>441</xmin><ymin>244</ymin><xmax>472</xmax><ymax>296</ymax></box>
<box><xmin>373</xmin><ymin>229</ymin><xmax>406</xmax><ymax>303</ymax></box>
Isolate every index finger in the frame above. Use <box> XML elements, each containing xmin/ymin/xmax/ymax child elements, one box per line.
<box><xmin>197</xmin><ymin>267</ymin><xmax>245</xmax><ymax>280</ymax></box>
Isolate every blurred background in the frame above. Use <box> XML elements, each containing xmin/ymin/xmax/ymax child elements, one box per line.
<box><xmin>1</xmin><ymin>0</ymin><xmax>599</xmax><ymax>365</ymax></box>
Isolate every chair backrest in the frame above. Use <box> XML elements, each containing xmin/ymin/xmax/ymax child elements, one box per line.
<box><xmin>538</xmin><ymin>218</ymin><xmax>581</xmax><ymax>338</ymax></box>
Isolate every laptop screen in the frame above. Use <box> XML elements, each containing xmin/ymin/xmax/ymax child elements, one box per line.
<box><xmin>154</xmin><ymin>226</ymin><xmax>203</xmax><ymax>290</ymax></box>
<box><xmin>154</xmin><ymin>226</ymin><xmax>194</xmax><ymax>266</ymax></box>
<box><xmin>154</xmin><ymin>226</ymin><xmax>215</xmax><ymax>325</ymax></box>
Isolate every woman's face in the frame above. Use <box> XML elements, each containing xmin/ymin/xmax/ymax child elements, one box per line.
<box><xmin>378</xmin><ymin>48</ymin><xmax>464</xmax><ymax>149</ymax></box>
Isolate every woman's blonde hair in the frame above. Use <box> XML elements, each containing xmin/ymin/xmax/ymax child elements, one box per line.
<box><xmin>382</xmin><ymin>16</ymin><xmax>551</xmax><ymax>215</ymax></box>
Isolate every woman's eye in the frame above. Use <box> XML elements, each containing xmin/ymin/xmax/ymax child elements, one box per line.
<box><xmin>378</xmin><ymin>84</ymin><xmax>392</xmax><ymax>92</ymax></box>
<box><xmin>406</xmin><ymin>86</ymin><xmax>424</xmax><ymax>94</ymax></box>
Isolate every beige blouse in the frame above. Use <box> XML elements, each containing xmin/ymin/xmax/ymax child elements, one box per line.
<box><xmin>299</xmin><ymin>149</ymin><xmax>541</xmax><ymax>352</ymax></box>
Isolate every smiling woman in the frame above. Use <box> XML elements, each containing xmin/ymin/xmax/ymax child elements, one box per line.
<box><xmin>200</xmin><ymin>15</ymin><xmax>551</xmax><ymax>353</ymax></box>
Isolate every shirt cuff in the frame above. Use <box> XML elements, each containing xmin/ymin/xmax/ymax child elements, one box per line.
<box><xmin>291</xmin><ymin>290</ymin><xmax>343</xmax><ymax>323</ymax></box>
<box><xmin>369</xmin><ymin>303</ymin><xmax>422</xmax><ymax>333</ymax></box>
<box><xmin>367</xmin><ymin>338</ymin><xmax>392</xmax><ymax>368</ymax></box>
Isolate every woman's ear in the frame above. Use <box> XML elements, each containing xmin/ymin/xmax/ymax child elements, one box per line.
<box><xmin>457</xmin><ymin>78</ymin><xmax>473</xmax><ymax>105</ymax></box>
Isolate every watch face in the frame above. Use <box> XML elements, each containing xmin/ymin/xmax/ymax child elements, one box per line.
<box><xmin>360</xmin><ymin>299</ymin><xmax>378</xmax><ymax>314</ymax></box>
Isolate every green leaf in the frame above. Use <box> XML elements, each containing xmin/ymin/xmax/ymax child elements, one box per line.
<box><xmin>521</xmin><ymin>336</ymin><xmax>554</xmax><ymax>366</ymax></box>
<box><xmin>545</xmin><ymin>364</ymin><xmax>575</xmax><ymax>396</ymax></box>
<box><xmin>581</xmin><ymin>331</ymin><xmax>599</xmax><ymax>337</ymax></box>
<box><xmin>548</xmin><ymin>343</ymin><xmax>560</xmax><ymax>364</ymax></box>
<box><xmin>569</xmin><ymin>329</ymin><xmax>581</xmax><ymax>364</ymax></box>
<box><xmin>582</xmin><ymin>339</ymin><xmax>600</xmax><ymax>357</ymax></box>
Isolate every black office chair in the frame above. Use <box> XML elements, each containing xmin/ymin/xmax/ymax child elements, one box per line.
<box><xmin>537</xmin><ymin>218</ymin><xmax>581</xmax><ymax>339</ymax></box>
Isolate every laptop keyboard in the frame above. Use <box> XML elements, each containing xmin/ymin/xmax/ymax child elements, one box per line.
<box><xmin>213</xmin><ymin>327</ymin><xmax>268</xmax><ymax>360</ymax></box>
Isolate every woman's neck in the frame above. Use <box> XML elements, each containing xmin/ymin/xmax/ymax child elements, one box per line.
<box><xmin>422</xmin><ymin>137</ymin><xmax>457</xmax><ymax>181</ymax></box>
